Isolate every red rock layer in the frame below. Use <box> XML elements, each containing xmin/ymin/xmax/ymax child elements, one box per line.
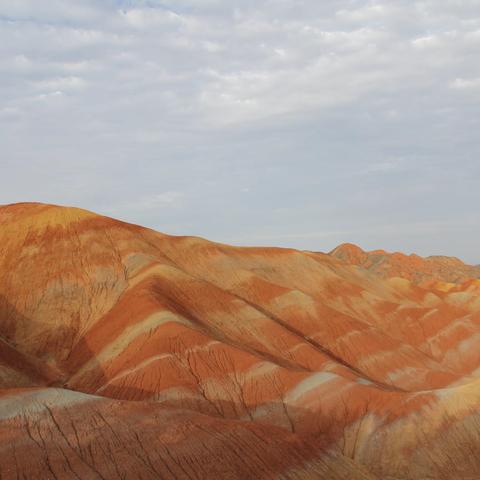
<box><xmin>1</xmin><ymin>202</ymin><xmax>480</xmax><ymax>479</ymax></box>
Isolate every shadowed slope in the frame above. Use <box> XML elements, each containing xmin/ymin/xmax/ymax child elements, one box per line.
<box><xmin>1</xmin><ymin>388</ymin><xmax>378</xmax><ymax>480</ymax></box>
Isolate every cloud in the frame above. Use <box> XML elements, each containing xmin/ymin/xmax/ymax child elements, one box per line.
<box><xmin>0</xmin><ymin>0</ymin><xmax>479</xmax><ymax>262</ymax></box>
<box><xmin>450</xmin><ymin>77</ymin><xmax>480</xmax><ymax>90</ymax></box>
<box><xmin>121</xmin><ymin>8</ymin><xmax>183</xmax><ymax>29</ymax></box>
<box><xmin>32</xmin><ymin>76</ymin><xmax>87</xmax><ymax>91</ymax></box>
<box><xmin>107</xmin><ymin>192</ymin><xmax>185</xmax><ymax>214</ymax></box>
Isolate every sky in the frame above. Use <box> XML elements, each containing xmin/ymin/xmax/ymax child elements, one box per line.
<box><xmin>1</xmin><ymin>0</ymin><xmax>479</xmax><ymax>263</ymax></box>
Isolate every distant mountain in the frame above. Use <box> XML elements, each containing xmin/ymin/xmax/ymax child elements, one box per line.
<box><xmin>1</xmin><ymin>203</ymin><xmax>480</xmax><ymax>479</ymax></box>
<box><xmin>330</xmin><ymin>242</ymin><xmax>480</xmax><ymax>285</ymax></box>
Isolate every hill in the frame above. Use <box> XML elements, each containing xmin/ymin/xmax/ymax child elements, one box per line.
<box><xmin>1</xmin><ymin>202</ymin><xmax>480</xmax><ymax>479</ymax></box>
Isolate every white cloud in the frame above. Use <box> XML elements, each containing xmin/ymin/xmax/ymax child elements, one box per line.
<box><xmin>121</xmin><ymin>8</ymin><xmax>183</xmax><ymax>29</ymax></box>
<box><xmin>114</xmin><ymin>192</ymin><xmax>185</xmax><ymax>213</ymax></box>
<box><xmin>33</xmin><ymin>76</ymin><xmax>87</xmax><ymax>91</ymax></box>
<box><xmin>450</xmin><ymin>77</ymin><xmax>480</xmax><ymax>90</ymax></box>
<box><xmin>34</xmin><ymin>90</ymin><xmax>64</xmax><ymax>101</ymax></box>
<box><xmin>411</xmin><ymin>35</ymin><xmax>439</xmax><ymax>48</ymax></box>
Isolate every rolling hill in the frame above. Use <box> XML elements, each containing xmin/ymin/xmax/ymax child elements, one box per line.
<box><xmin>1</xmin><ymin>202</ymin><xmax>480</xmax><ymax>479</ymax></box>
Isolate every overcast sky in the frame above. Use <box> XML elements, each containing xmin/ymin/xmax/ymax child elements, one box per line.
<box><xmin>1</xmin><ymin>1</ymin><xmax>479</xmax><ymax>262</ymax></box>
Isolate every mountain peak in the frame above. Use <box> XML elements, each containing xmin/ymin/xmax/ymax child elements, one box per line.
<box><xmin>329</xmin><ymin>242</ymin><xmax>367</xmax><ymax>262</ymax></box>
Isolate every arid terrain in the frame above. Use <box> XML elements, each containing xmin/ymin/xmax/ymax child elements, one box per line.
<box><xmin>1</xmin><ymin>202</ymin><xmax>480</xmax><ymax>479</ymax></box>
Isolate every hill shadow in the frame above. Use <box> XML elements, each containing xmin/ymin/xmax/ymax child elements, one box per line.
<box><xmin>0</xmin><ymin>293</ymin><xmax>103</xmax><ymax>390</ymax></box>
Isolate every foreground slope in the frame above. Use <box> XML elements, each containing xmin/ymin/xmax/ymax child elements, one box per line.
<box><xmin>1</xmin><ymin>202</ymin><xmax>480</xmax><ymax>479</ymax></box>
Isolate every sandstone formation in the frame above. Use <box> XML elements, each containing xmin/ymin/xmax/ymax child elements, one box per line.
<box><xmin>1</xmin><ymin>202</ymin><xmax>480</xmax><ymax>479</ymax></box>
